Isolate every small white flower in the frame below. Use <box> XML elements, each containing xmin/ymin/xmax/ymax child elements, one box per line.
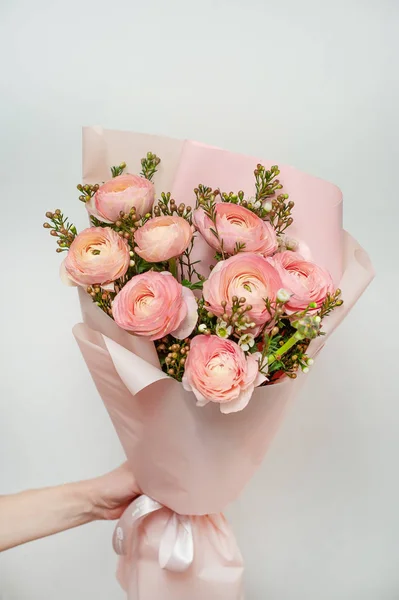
<box><xmin>263</xmin><ymin>200</ymin><xmax>273</xmax><ymax>212</ymax></box>
<box><xmin>129</xmin><ymin>251</ymin><xmax>134</xmax><ymax>257</ymax></box>
<box><xmin>198</xmin><ymin>323</ymin><xmax>207</xmax><ymax>332</ymax></box>
<box><xmin>238</xmin><ymin>333</ymin><xmax>255</xmax><ymax>352</ymax></box>
<box><xmin>216</xmin><ymin>321</ymin><xmax>233</xmax><ymax>339</ymax></box>
<box><xmin>129</xmin><ymin>260</ymin><xmax>135</xmax><ymax>267</ymax></box>
<box><xmin>254</xmin><ymin>200</ymin><xmax>261</xmax><ymax>209</ymax></box>
<box><xmin>277</xmin><ymin>288</ymin><xmax>292</xmax><ymax>304</ymax></box>
<box><xmin>284</xmin><ymin>236</ymin><xmax>299</xmax><ymax>252</ymax></box>
<box><xmin>302</xmin><ymin>366</ymin><xmax>310</xmax><ymax>374</ymax></box>
<box><xmin>307</xmin><ymin>358</ymin><xmax>314</xmax><ymax>366</ymax></box>
<box><xmin>314</xmin><ymin>316</ymin><xmax>321</xmax><ymax>324</ymax></box>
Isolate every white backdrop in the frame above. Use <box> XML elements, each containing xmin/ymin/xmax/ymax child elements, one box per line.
<box><xmin>0</xmin><ymin>0</ymin><xmax>398</xmax><ymax>598</ymax></box>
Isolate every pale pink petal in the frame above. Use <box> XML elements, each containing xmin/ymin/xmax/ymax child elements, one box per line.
<box><xmin>244</xmin><ymin>354</ymin><xmax>259</xmax><ymax>387</ymax></box>
<box><xmin>101</xmin><ymin>282</ymin><xmax>115</xmax><ymax>292</ymax></box>
<box><xmin>194</xmin><ymin>394</ymin><xmax>210</xmax><ymax>408</ymax></box>
<box><xmin>59</xmin><ymin>259</ymin><xmax>77</xmax><ymax>287</ymax></box>
<box><xmin>220</xmin><ymin>384</ymin><xmax>254</xmax><ymax>414</ymax></box>
<box><xmin>181</xmin><ymin>373</ymin><xmax>192</xmax><ymax>393</ymax></box>
<box><xmin>254</xmin><ymin>371</ymin><xmax>268</xmax><ymax>387</ymax></box>
<box><xmin>85</xmin><ymin>195</ymin><xmax>113</xmax><ymax>224</ymax></box>
<box><xmin>170</xmin><ymin>286</ymin><xmax>198</xmax><ymax>339</ymax></box>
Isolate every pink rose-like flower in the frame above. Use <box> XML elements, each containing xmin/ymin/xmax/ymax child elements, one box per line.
<box><xmin>182</xmin><ymin>335</ymin><xmax>266</xmax><ymax>414</ymax></box>
<box><xmin>134</xmin><ymin>216</ymin><xmax>193</xmax><ymax>262</ymax></box>
<box><xmin>271</xmin><ymin>251</ymin><xmax>334</xmax><ymax>312</ymax></box>
<box><xmin>86</xmin><ymin>174</ymin><xmax>155</xmax><ymax>223</ymax></box>
<box><xmin>61</xmin><ymin>227</ymin><xmax>130</xmax><ymax>287</ymax></box>
<box><xmin>193</xmin><ymin>203</ymin><xmax>278</xmax><ymax>256</ymax></box>
<box><xmin>112</xmin><ymin>271</ymin><xmax>198</xmax><ymax>341</ymax></box>
<box><xmin>203</xmin><ymin>253</ymin><xmax>282</xmax><ymax>327</ymax></box>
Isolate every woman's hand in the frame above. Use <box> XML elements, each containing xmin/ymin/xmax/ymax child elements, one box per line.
<box><xmin>0</xmin><ymin>463</ymin><xmax>140</xmax><ymax>552</ymax></box>
<box><xmin>88</xmin><ymin>462</ymin><xmax>140</xmax><ymax>521</ymax></box>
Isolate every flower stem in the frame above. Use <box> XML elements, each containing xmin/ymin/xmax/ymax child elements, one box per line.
<box><xmin>169</xmin><ymin>257</ymin><xmax>178</xmax><ymax>280</ymax></box>
<box><xmin>268</xmin><ymin>331</ymin><xmax>304</xmax><ymax>365</ymax></box>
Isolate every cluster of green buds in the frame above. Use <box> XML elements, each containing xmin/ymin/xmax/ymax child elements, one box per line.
<box><xmin>267</xmin><ymin>194</ymin><xmax>295</xmax><ymax>235</ymax></box>
<box><xmin>77</xmin><ymin>182</ymin><xmax>99</xmax><ymax>203</ymax></box>
<box><xmin>156</xmin><ymin>338</ymin><xmax>191</xmax><ymax>381</ymax></box>
<box><xmin>154</xmin><ymin>192</ymin><xmax>192</xmax><ymax>222</ymax></box>
<box><xmin>272</xmin><ymin>345</ymin><xmax>314</xmax><ymax>379</ymax></box>
<box><xmin>86</xmin><ymin>285</ymin><xmax>114</xmax><ymax>316</ymax></box>
<box><xmin>197</xmin><ymin>296</ymin><xmax>255</xmax><ymax>338</ymax></box>
<box><xmin>91</xmin><ymin>206</ymin><xmax>151</xmax><ymax>247</ymax></box>
<box><xmin>194</xmin><ymin>184</ymin><xmax>217</xmax><ymax>209</ymax></box>
<box><xmin>254</xmin><ymin>164</ymin><xmax>283</xmax><ymax>201</ymax></box>
<box><xmin>140</xmin><ymin>152</ymin><xmax>161</xmax><ymax>182</ymax></box>
<box><xmin>292</xmin><ymin>315</ymin><xmax>321</xmax><ymax>340</ymax></box>
<box><xmin>111</xmin><ymin>162</ymin><xmax>127</xmax><ymax>178</ymax></box>
<box><xmin>43</xmin><ymin>210</ymin><xmax>77</xmax><ymax>252</ymax></box>
<box><xmin>220</xmin><ymin>189</ymin><xmax>270</xmax><ymax>221</ymax></box>
<box><xmin>113</xmin><ymin>207</ymin><xmax>140</xmax><ymax>242</ymax></box>
<box><xmin>318</xmin><ymin>289</ymin><xmax>344</xmax><ymax>319</ymax></box>
<box><xmin>266</xmin><ymin>315</ymin><xmax>321</xmax><ymax>379</ymax></box>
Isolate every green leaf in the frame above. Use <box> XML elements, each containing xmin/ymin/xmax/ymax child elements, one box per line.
<box><xmin>181</xmin><ymin>279</ymin><xmax>204</xmax><ymax>290</ymax></box>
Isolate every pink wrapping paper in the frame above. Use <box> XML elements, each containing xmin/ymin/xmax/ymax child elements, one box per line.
<box><xmin>75</xmin><ymin>127</ymin><xmax>375</xmax><ymax>599</ymax></box>
<box><xmin>116</xmin><ymin>506</ymin><xmax>244</xmax><ymax>600</ymax></box>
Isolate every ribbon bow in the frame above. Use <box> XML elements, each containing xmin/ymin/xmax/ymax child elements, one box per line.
<box><xmin>112</xmin><ymin>495</ymin><xmax>194</xmax><ymax>573</ymax></box>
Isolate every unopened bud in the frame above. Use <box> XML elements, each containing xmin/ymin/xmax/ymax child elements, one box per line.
<box><xmin>277</xmin><ymin>288</ymin><xmax>291</xmax><ymax>304</ymax></box>
<box><xmin>263</xmin><ymin>200</ymin><xmax>273</xmax><ymax>212</ymax></box>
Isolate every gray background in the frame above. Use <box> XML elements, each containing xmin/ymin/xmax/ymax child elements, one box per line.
<box><xmin>0</xmin><ymin>0</ymin><xmax>398</xmax><ymax>598</ymax></box>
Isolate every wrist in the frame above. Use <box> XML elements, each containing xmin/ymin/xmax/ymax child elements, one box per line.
<box><xmin>70</xmin><ymin>480</ymin><xmax>99</xmax><ymax>523</ymax></box>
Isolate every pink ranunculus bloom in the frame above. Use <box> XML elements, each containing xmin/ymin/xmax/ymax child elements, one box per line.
<box><xmin>134</xmin><ymin>216</ymin><xmax>193</xmax><ymax>263</ymax></box>
<box><xmin>271</xmin><ymin>251</ymin><xmax>334</xmax><ymax>312</ymax></box>
<box><xmin>112</xmin><ymin>272</ymin><xmax>198</xmax><ymax>341</ymax></box>
<box><xmin>193</xmin><ymin>203</ymin><xmax>278</xmax><ymax>256</ymax></box>
<box><xmin>61</xmin><ymin>227</ymin><xmax>130</xmax><ymax>287</ymax></box>
<box><xmin>86</xmin><ymin>174</ymin><xmax>155</xmax><ymax>223</ymax></box>
<box><xmin>182</xmin><ymin>335</ymin><xmax>266</xmax><ymax>414</ymax></box>
<box><xmin>203</xmin><ymin>253</ymin><xmax>282</xmax><ymax>327</ymax></box>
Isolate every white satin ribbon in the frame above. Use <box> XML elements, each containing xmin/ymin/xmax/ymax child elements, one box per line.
<box><xmin>113</xmin><ymin>495</ymin><xmax>194</xmax><ymax>573</ymax></box>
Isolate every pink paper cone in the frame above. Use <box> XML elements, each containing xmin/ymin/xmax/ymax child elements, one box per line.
<box><xmin>75</xmin><ymin>127</ymin><xmax>375</xmax><ymax>599</ymax></box>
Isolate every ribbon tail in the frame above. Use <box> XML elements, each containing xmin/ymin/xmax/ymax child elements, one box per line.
<box><xmin>159</xmin><ymin>513</ymin><xmax>194</xmax><ymax>573</ymax></box>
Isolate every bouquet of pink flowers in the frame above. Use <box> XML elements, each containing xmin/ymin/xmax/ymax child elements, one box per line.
<box><xmin>43</xmin><ymin>127</ymin><xmax>374</xmax><ymax>599</ymax></box>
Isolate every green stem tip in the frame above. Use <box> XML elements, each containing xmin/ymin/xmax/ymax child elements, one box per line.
<box><xmin>268</xmin><ymin>331</ymin><xmax>304</xmax><ymax>365</ymax></box>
